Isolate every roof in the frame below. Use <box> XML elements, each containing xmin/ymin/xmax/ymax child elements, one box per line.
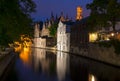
<box><xmin>62</xmin><ymin>21</ymin><xmax>74</xmax><ymax>25</ymax></box>
<box><xmin>75</xmin><ymin>17</ymin><xmax>89</xmax><ymax>24</ymax></box>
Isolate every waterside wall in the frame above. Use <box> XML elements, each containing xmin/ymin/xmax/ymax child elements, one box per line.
<box><xmin>70</xmin><ymin>44</ymin><xmax>120</xmax><ymax>67</ymax></box>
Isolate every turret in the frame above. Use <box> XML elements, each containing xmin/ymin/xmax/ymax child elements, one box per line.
<box><xmin>48</xmin><ymin>21</ymin><xmax>51</xmax><ymax>28</ymax></box>
<box><xmin>60</xmin><ymin>12</ymin><xmax>65</xmax><ymax>22</ymax></box>
<box><xmin>50</xmin><ymin>12</ymin><xmax>54</xmax><ymax>24</ymax></box>
<box><xmin>76</xmin><ymin>6</ymin><xmax>83</xmax><ymax>20</ymax></box>
<box><xmin>34</xmin><ymin>23</ymin><xmax>40</xmax><ymax>38</ymax></box>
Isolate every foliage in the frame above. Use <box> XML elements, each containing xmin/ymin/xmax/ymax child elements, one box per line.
<box><xmin>107</xmin><ymin>0</ymin><xmax>120</xmax><ymax>30</ymax></box>
<box><xmin>49</xmin><ymin>22</ymin><xmax>58</xmax><ymax>37</ymax></box>
<box><xmin>0</xmin><ymin>27</ymin><xmax>12</xmax><ymax>47</ymax></box>
<box><xmin>0</xmin><ymin>0</ymin><xmax>36</xmax><ymax>46</ymax></box>
<box><xmin>86</xmin><ymin>0</ymin><xmax>120</xmax><ymax>31</ymax></box>
<box><xmin>97</xmin><ymin>39</ymin><xmax>120</xmax><ymax>54</ymax></box>
<box><xmin>111</xmin><ymin>39</ymin><xmax>120</xmax><ymax>54</ymax></box>
<box><xmin>98</xmin><ymin>41</ymin><xmax>112</xmax><ymax>48</ymax></box>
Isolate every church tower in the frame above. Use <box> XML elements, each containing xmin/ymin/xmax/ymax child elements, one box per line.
<box><xmin>76</xmin><ymin>6</ymin><xmax>83</xmax><ymax>20</ymax></box>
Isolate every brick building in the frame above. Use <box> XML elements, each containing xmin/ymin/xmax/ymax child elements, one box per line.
<box><xmin>70</xmin><ymin>17</ymin><xmax>89</xmax><ymax>50</ymax></box>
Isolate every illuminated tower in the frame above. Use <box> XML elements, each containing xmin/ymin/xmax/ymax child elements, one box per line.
<box><xmin>76</xmin><ymin>6</ymin><xmax>83</xmax><ymax>20</ymax></box>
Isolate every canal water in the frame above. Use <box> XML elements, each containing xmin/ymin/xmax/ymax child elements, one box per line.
<box><xmin>5</xmin><ymin>47</ymin><xmax>120</xmax><ymax>81</ymax></box>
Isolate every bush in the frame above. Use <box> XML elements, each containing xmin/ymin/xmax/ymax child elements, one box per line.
<box><xmin>97</xmin><ymin>39</ymin><xmax>120</xmax><ymax>55</ymax></box>
<box><xmin>98</xmin><ymin>41</ymin><xmax>112</xmax><ymax>48</ymax></box>
<box><xmin>111</xmin><ymin>39</ymin><xmax>120</xmax><ymax>55</ymax></box>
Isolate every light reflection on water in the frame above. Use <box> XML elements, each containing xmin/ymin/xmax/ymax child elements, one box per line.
<box><xmin>19</xmin><ymin>47</ymin><xmax>32</xmax><ymax>65</ymax></box>
<box><xmin>56</xmin><ymin>51</ymin><xmax>69</xmax><ymax>81</ymax></box>
<box><xmin>89</xmin><ymin>74</ymin><xmax>96</xmax><ymax>81</ymax></box>
<box><xmin>33</xmin><ymin>48</ymin><xmax>50</xmax><ymax>73</ymax></box>
<box><xmin>6</xmin><ymin>48</ymin><xmax>120</xmax><ymax>81</ymax></box>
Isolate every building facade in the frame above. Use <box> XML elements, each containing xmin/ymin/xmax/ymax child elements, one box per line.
<box><xmin>41</xmin><ymin>23</ymin><xmax>50</xmax><ymax>37</ymax></box>
<box><xmin>89</xmin><ymin>19</ymin><xmax>120</xmax><ymax>42</ymax></box>
<box><xmin>34</xmin><ymin>23</ymin><xmax>40</xmax><ymax>38</ymax></box>
<box><xmin>33</xmin><ymin>13</ymin><xmax>60</xmax><ymax>48</ymax></box>
<box><xmin>34</xmin><ymin>23</ymin><xmax>46</xmax><ymax>48</ymax></box>
<box><xmin>99</xmin><ymin>19</ymin><xmax>120</xmax><ymax>41</ymax></box>
<box><xmin>70</xmin><ymin>17</ymin><xmax>89</xmax><ymax>51</ymax></box>
<box><xmin>57</xmin><ymin>21</ymin><xmax>74</xmax><ymax>52</ymax></box>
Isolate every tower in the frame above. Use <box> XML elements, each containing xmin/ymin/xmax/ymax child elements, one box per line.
<box><xmin>76</xmin><ymin>6</ymin><xmax>83</xmax><ymax>20</ymax></box>
<box><xmin>60</xmin><ymin>12</ymin><xmax>65</xmax><ymax>21</ymax></box>
<box><xmin>34</xmin><ymin>23</ymin><xmax>40</xmax><ymax>38</ymax></box>
<box><xmin>65</xmin><ymin>14</ymin><xmax>69</xmax><ymax>21</ymax></box>
<box><xmin>50</xmin><ymin>12</ymin><xmax>54</xmax><ymax>24</ymax></box>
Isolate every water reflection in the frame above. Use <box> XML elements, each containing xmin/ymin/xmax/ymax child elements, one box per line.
<box><xmin>56</xmin><ymin>51</ymin><xmax>69</xmax><ymax>81</ymax></box>
<box><xmin>70</xmin><ymin>55</ymin><xmax>120</xmax><ymax>81</ymax></box>
<box><xmin>89</xmin><ymin>74</ymin><xmax>97</xmax><ymax>81</ymax></box>
<box><xmin>33</xmin><ymin>48</ymin><xmax>57</xmax><ymax>80</ymax></box>
<box><xmin>33</xmin><ymin>49</ymin><xmax>70</xmax><ymax>81</ymax></box>
<box><xmin>19</xmin><ymin>47</ymin><xmax>31</xmax><ymax>65</ymax></box>
<box><xmin>70</xmin><ymin>55</ymin><xmax>89</xmax><ymax>81</ymax></box>
<box><xmin>6</xmin><ymin>48</ymin><xmax>120</xmax><ymax>81</ymax></box>
<box><xmin>33</xmin><ymin>48</ymin><xmax>49</xmax><ymax>73</ymax></box>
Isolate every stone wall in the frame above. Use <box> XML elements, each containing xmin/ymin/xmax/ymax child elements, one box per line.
<box><xmin>88</xmin><ymin>44</ymin><xmax>120</xmax><ymax>66</ymax></box>
<box><xmin>34</xmin><ymin>38</ymin><xmax>46</xmax><ymax>48</ymax></box>
<box><xmin>46</xmin><ymin>37</ymin><xmax>56</xmax><ymax>47</ymax></box>
<box><xmin>70</xmin><ymin>44</ymin><xmax>120</xmax><ymax>66</ymax></box>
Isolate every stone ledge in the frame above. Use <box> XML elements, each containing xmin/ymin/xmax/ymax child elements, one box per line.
<box><xmin>0</xmin><ymin>52</ymin><xmax>15</xmax><ymax>80</ymax></box>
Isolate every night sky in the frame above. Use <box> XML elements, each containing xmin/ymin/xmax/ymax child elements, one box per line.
<box><xmin>31</xmin><ymin>0</ymin><xmax>93</xmax><ymax>21</ymax></box>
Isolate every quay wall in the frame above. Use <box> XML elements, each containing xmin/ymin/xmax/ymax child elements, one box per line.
<box><xmin>70</xmin><ymin>44</ymin><xmax>120</xmax><ymax>67</ymax></box>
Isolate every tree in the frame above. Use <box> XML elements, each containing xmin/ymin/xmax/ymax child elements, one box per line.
<box><xmin>0</xmin><ymin>0</ymin><xmax>36</xmax><ymax>46</ymax></box>
<box><xmin>87</xmin><ymin>0</ymin><xmax>120</xmax><ymax>31</ymax></box>
<box><xmin>49</xmin><ymin>22</ymin><xmax>58</xmax><ymax>37</ymax></box>
<box><xmin>0</xmin><ymin>27</ymin><xmax>12</xmax><ymax>47</ymax></box>
<box><xmin>107</xmin><ymin>0</ymin><xmax>120</xmax><ymax>31</ymax></box>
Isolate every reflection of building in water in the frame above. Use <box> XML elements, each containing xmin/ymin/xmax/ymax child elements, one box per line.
<box><xmin>70</xmin><ymin>55</ymin><xmax>120</xmax><ymax>81</ymax></box>
<box><xmin>56</xmin><ymin>51</ymin><xmax>69</xmax><ymax>81</ymax></box>
<box><xmin>33</xmin><ymin>48</ymin><xmax>49</xmax><ymax>73</ymax></box>
<box><xmin>89</xmin><ymin>74</ymin><xmax>97</xmax><ymax>81</ymax></box>
<box><xmin>70</xmin><ymin>56</ymin><xmax>89</xmax><ymax>81</ymax></box>
<box><xmin>34</xmin><ymin>48</ymin><xmax>46</xmax><ymax>63</ymax></box>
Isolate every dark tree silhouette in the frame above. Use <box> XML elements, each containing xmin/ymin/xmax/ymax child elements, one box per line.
<box><xmin>0</xmin><ymin>0</ymin><xmax>36</xmax><ymax>46</ymax></box>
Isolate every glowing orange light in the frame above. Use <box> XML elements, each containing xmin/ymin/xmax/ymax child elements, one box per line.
<box><xmin>89</xmin><ymin>74</ymin><xmax>96</xmax><ymax>81</ymax></box>
<box><xmin>14</xmin><ymin>41</ymin><xmax>22</xmax><ymax>52</ymax></box>
<box><xmin>111</xmin><ymin>33</ymin><xmax>114</xmax><ymax>36</ymax></box>
<box><xmin>19</xmin><ymin>47</ymin><xmax>31</xmax><ymax>65</ymax></box>
<box><xmin>13</xmin><ymin>34</ymin><xmax>32</xmax><ymax>53</ymax></box>
<box><xmin>76</xmin><ymin>6</ymin><xmax>83</xmax><ymax>20</ymax></box>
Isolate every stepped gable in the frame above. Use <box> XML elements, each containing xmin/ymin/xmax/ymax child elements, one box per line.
<box><xmin>41</xmin><ymin>22</ymin><xmax>50</xmax><ymax>37</ymax></box>
<box><xmin>34</xmin><ymin>22</ymin><xmax>40</xmax><ymax>38</ymax></box>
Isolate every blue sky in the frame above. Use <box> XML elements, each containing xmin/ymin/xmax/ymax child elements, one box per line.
<box><xmin>31</xmin><ymin>0</ymin><xmax>93</xmax><ymax>21</ymax></box>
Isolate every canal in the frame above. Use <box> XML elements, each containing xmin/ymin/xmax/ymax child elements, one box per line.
<box><xmin>5</xmin><ymin>47</ymin><xmax>120</xmax><ymax>81</ymax></box>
